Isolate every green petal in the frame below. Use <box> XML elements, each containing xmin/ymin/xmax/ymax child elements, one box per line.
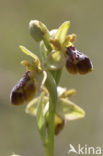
<box><xmin>19</xmin><ymin>45</ymin><xmax>40</xmax><ymax>67</ymax></box>
<box><xmin>56</xmin><ymin>98</ymin><xmax>85</xmax><ymax>121</ymax></box>
<box><xmin>55</xmin><ymin>21</ymin><xmax>70</xmax><ymax>44</ymax></box>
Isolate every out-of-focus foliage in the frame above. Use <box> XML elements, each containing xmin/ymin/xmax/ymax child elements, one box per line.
<box><xmin>0</xmin><ymin>0</ymin><xmax>103</xmax><ymax>156</ymax></box>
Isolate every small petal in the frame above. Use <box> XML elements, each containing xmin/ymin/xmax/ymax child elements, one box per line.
<box><xmin>19</xmin><ymin>46</ymin><xmax>41</xmax><ymax>68</ymax></box>
<box><xmin>65</xmin><ymin>34</ymin><xmax>77</xmax><ymax>43</ymax></box>
<box><xmin>60</xmin><ymin>89</ymin><xmax>76</xmax><ymax>98</ymax></box>
<box><xmin>25</xmin><ymin>97</ymin><xmax>39</xmax><ymax>116</ymax></box>
<box><xmin>55</xmin><ymin>21</ymin><xmax>70</xmax><ymax>44</ymax></box>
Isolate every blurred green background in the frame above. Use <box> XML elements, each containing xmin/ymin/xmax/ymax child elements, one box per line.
<box><xmin>0</xmin><ymin>0</ymin><xmax>102</xmax><ymax>155</ymax></box>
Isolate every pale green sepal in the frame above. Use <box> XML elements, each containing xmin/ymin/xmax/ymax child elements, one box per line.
<box><xmin>25</xmin><ymin>97</ymin><xmax>40</xmax><ymax>116</ymax></box>
<box><xmin>43</xmin><ymin>50</ymin><xmax>66</xmax><ymax>70</ymax></box>
<box><xmin>55</xmin><ymin>21</ymin><xmax>70</xmax><ymax>44</ymax></box>
<box><xmin>19</xmin><ymin>45</ymin><xmax>40</xmax><ymax>67</ymax></box>
<box><xmin>10</xmin><ymin>153</ymin><xmax>21</xmax><ymax>156</ymax></box>
<box><xmin>25</xmin><ymin>95</ymin><xmax>48</xmax><ymax>117</ymax></box>
<box><xmin>56</xmin><ymin>98</ymin><xmax>85</xmax><ymax>121</ymax></box>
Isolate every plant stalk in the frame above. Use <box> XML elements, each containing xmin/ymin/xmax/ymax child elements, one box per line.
<box><xmin>45</xmin><ymin>71</ymin><xmax>57</xmax><ymax>156</ymax></box>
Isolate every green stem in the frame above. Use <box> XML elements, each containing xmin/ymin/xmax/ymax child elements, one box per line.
<box><xmin>43</xmin><ymin>37</ymin><xmax>52</xmax><ymax>53</ymax></box>
<box><xmin>51</xmin><ymin>69</ymin><xmax>62</xmax><ymax>85</ymax></box>
<box><xmin>44</xmin><ymin>142</ymin><xmax>49</xmax><ymax>156</ymax></box>
<box><xmin>40</xmin><ymin>36</ymin><xmax>59</xmax><ymax>156</ymax></box>
<box><xmin>48</xmin><ymin>98</ymin><xmax>55</xmax><ymax>156</ymax></box>
<box><xmin>44</xmin><ymin>97</ymin><xmax>55</xmax><ymax>156</ymax></box>
<box><xmin>45</xmin><ymin>71</ymin><xmax>57</xmax><ymax>156</ymax></box>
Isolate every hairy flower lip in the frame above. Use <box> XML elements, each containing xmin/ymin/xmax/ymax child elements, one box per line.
<box><xmin>65</xmin><ymin>46</ymin><xmax>93</xmax><ymax>74</ymax></box>
<box><xmin>10</xmin><ymin>71</ymin><xmax>36</xmax><ymax>105</ymax></box>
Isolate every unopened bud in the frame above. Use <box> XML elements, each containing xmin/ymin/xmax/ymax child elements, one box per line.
<box><xmin>10</xmin><ymin>71</ymin><xmax>36</xmax><ymax>105</ymax></box>
<box><xmin>29</xmin><ymin>20</ymin><xmax>49</xmax><ymax>42</ymax></box>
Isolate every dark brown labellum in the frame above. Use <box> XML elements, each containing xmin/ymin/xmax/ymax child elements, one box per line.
<box><xmin>10</xmin><ymin>71</ymin><xmax>36</xmax><ymax>105</ymax></box>
<box><xmin>66</xmin><ymin>46</ymin><xmax>93</xmax><ymax>74</ymax></box>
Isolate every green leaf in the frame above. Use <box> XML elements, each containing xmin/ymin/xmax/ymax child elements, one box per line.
<box><xmin>55</xmin><ymin>21</ymin><xmax>70</xmax><ymax>44</ymax></box>
<box><xmin>56</xmin><ymin>98</ymin><xmax>85</xmax><ymax>121</ymax></box>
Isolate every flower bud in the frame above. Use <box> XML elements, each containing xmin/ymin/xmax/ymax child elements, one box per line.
<box><xmin>29</xmin><ymin>20</ymin><xmax>49</xmax><ymax>42</ymax></box>
<box><xmin>66</xmin><ymin>46</ymin><xmax>93</xmax><ymax>74</ymax></box>
<box><xmin>10</xmin><ymin>71</ymin><xmax>36</xmax><ymax>105</ymax></box>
